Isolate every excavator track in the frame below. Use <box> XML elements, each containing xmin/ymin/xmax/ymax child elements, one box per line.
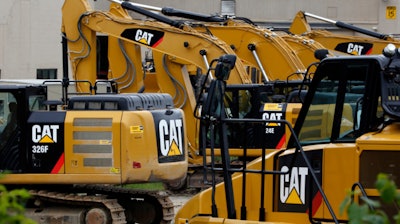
<box><xmin>25</xmin><ymin>185</ymin><xmax>175</xmax><ymax>224</ymax></box>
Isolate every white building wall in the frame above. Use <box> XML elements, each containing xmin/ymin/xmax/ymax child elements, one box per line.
<box><xmin>0</xmin><ymin>0</ymin><xmax>63</xmax><ymax>79</ymax></box>
<box><xmin>132</xmin><ymin>0</ymin><xmax>399</xmax><ymax>34</ymax></box>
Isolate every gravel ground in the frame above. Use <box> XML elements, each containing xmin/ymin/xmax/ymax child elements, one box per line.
<box><xmin>169</xmin><ymin>189</ymin><xmax>198</xmax><ymax>223</ymax></box>
<box><xmin>170</xmin><ymin>194</ymin><xmax>192</xmax><ymax>212</ymax></box>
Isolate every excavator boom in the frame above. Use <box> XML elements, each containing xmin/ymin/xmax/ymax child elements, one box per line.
<box><xmin>130</xmin><ymin>2</ymin><xmax>311</xmax><ymax>82</ymax></box>
<box><xmin>289</xmin><ymin>11</ymin><xmax>399</xmax><ymax>55</ymax></box>
<box><xmin>62</xmin><ymin>0</ymin><xmax>252</xmax><ymax>93</ymax></box>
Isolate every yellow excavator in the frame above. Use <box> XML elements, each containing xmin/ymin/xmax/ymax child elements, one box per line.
<box><xmin>62</xmin><ymin>0</ymin><xmax>252</xmax><ymax>189</ymax></box>
<box><xmin>160</xmin><ymin>9</ymin><xmax>306</xmax><ymax>82</ymax></box>
<box><xmin>0</xmin><ymin>56</ymin><xmax>188</xmax><ymax>224</ymax></box>
<box><xmin>65</xmin><ymin>0</ymin><xmax>309</xmax><ymax>189</ymax></box>
<box><xmin>133</xmin><ymin>3</ymin><xmax>330</xmax><ymax>82</ymax></box>
<box><xmin>148</xmin><ymin>4</ymin><xmax>341</xmax><ymax>77</ymax></box>
<box><xmin>289</xmin><ymin>11</ymin><xmax>400</xmax><ymax>55</ymax></box>
<box><xmin>175</xmin><ymin>44</ymin><xmax>400</xmax><ymax>223</ymax></box>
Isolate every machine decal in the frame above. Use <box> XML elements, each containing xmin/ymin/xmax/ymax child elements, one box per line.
<box><xmin>130</xmin><ymin>125</ymin><xmax>144</xmax><ymax>133</ymax></box>
<box><xmin>279</xmin><ymin>166</ymin><xmax>308</xmax><ymax>204</ymax></box>
<box><xmin>32</xmin><ymin>124</ymin><xmax>59</xmax><ymax>144</ymax></box>
<box><xmin>153</xmin><ymin>110</ymin><xmax>185</xmax><ymax>163</ymax></box>
<box><xmin>50</xmin><ymin>153</ymin><xmax>64</xmax><ymax>174</ymax></box>
<box><xmin>261</xmin><ymin>103</ymin><xmax>286</xmax><ymax>149</ymax></box>
<box><xmin>274</xmin><ymin>149</ymin><xmax>323</xmax><ymax>213</ymax></box>
<box><xmin>31</xmin><ymin>125</ymin><xmax>59</xmax><ymax>153</ymax></box>
<box><xmin>28</xmin><ymin>111</ymin><xmax>65</xmax><ymax>173</ymax></box>
<box><xmin>308</xmin><ymin>191</ymin><xmax>323</xmax><ymax>216</ymax></box>
<box><xmin>110</xmin><ymin>167</ymin><xmax>120</xmax><ymax>174</ymax></box>
<box><xmin>158</xmin><ymin>119</ymin><xmax>183</xmax><ymax>156</ymax></box>
<box><xmin>334</xmin><ymin>42</ymin><xmax>373</xmax><ymax>55</ymax></box>
<box><xmin>121</xmin><ymin>28</ymin><xmax>164</xmax><ymax>47</ymax></box>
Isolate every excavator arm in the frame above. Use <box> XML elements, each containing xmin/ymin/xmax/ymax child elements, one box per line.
<box><xmin>189</xmin><ymin>20</ymin><xmax>307</xmax><ymax>82</ymax></box>
<box><xmin>61</xmin><ymin>0</ymin><xmax>252</xmax><ymax>94</ymax></box>
<box><xmin>289</xmin><ymin>11</ymin><xmax>400</xmax><ymax>55</ymax></box>
<box><xmin>63</xmin><ymin>0</ymin><xmax>251</xmax><ymax>183</ymax></box>
<box><xmin>134</xmin><ymin>3</ymin><xmax>309</xmax><ymax>82</ymax></box>
<box><xmin>151</xmin><ymin>4</ymin><xmax>336</xmax><ymax>81</ymax></box>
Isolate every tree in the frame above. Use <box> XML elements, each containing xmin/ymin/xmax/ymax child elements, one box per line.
<box><xmin>340</xmin><ymin>173</ymin><xmax>400</xmax><ymax>224</ymax></box>
<box><xmin>0</xmin><ymin>183</ymin><xmax>36</xmax><ymax>224</ymax></box>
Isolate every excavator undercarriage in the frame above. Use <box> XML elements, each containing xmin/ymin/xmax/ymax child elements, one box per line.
<box><xmin>25</xmin><ymin>185</ymin><xmax>174</xmax><ymax>224</ymax></box>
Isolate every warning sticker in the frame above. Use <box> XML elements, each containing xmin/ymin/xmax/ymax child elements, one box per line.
<box><xmin>386</xmin><ymin>6</ymin><xmax>396</xmax><ymax>19</ymax></box>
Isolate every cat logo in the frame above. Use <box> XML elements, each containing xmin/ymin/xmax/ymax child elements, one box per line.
<box><xmin>32</xmin><ymin>124</ymin><xmax>59</xmax><ymax>143</ymax></box>
<box><xmin>280</xmin><ymin>166</ymin><xmax>308</xmax><ymax>204</ymax></box>
<box><xmin>262</xmin><ymin>112</ymin><xmax>283</xmax><ymax>127</ymax></box>
<box><xmin>158</xmin><ymin>119</ymin><xmax>183</xmax><ymax>157</ymax></box>
<box><xmin>121</xmin><ymin>28</ymin><xmax>165</xmax><ymax>47</ymax></box>
<box><xmin>347</xmin><ymin>43</ymin><xmax>364</xmax><ymax>55</ymax></box>
<box><xmin>335</xmin><ymin>42</ymin><xmax>373</xmax><ymax>55</ymax></box>
<box><xmin>262</xmin><ymin>103</ymin><xmax>284</xmax><ymax>127</ymax></box>
<box><xmin>135</xmin><ymin>29</ymin><xmax>155</xmax><ymax>45</ymax></box>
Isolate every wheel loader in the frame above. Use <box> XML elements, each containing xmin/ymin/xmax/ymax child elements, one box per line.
<box><xmin>175</xmin><ymin>44</ymin><xmax>400</xmax><ymax>223</ymax></box>
<box><xmin>289</xmin><ymin>11</ymin><xmax>400</xmax><ymax>55</ymax></box>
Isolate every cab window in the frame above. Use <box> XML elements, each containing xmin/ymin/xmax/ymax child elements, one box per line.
<box><xmin>0</xmin><ymin>93</ymin><xmax>17</xmax><ymax>137</ymax></box>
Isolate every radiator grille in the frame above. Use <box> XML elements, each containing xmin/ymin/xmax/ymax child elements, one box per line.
<box><xmin>72</xmin><ymin>117</ymin><xmax>113</xmax><ymax>169</ymax></box>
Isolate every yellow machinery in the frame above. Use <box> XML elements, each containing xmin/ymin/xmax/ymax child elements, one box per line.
<box><xmin>0</xmin><ymin>82</ymin><xmax>188</xmax><ymax>223</ymax></box>
<box><xmin>62</xmin><ymin>0</ymin><xmax>252</xmax><ymax>190</ymax></box>
<box><xmin>158</xmin><ymin>6</ymin><xmax>332</xmax><ymax>79</ymax></box>
<box><xmin>139</xmin><ymin>4</ymin><xmax>330</xmax><ymax>82</ymax></box>
<box><xmin>161</xmin><ymin>16</ymin><xmax>307</xmax><ymax>82</ymax></box>
<box><xmin>63</xmin><ymin>0</ymin><xmax>308</xmax><ymax>189</ymax></box>
<box><xmin>175</xmin><ymin>45</ymin><xmax>400</xmax><ymax>223</ymax></box>
<box><xmin>289</xmin><ymin>11</ymin><xmax>400</xmax><ymax>55</ymax></box>
<box><xmin>62</xmin><ymin>0</ymin><xmax>252</xmax><ymax>93</ymax></box>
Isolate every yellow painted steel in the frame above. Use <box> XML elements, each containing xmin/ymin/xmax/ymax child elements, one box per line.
<box><xmin>289</xmin><ymin>11</ymin><xmax>400</xmax><ymax>55</ymax></box>
<box><xmin>190</xmin><ymin>20</ymin><xmax>306</xmax><ymax>81</ymax></box>
<box><xmin>27</xmin><ymin>109</ymin><xmax>189</xmax><ymax>185</ymax></box>
<box><xmin>62</xmin><ymin>0</ymin><xmax>252</xmax><ymax>89</ymax></box>
<box><xmin>175</xmin><ymin>144</ymin><xmax>358</xmax><ymax>223</ymax></box>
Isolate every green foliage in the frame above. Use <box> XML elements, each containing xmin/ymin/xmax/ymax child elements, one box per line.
<box><xmin>123</xmin><ymin>182</ymin><xmax>165</xmax><ymax>191</ymax></box>
<box><xmin>0</xmin><ymin>184</ymin><xmax>36</xmax><ymax>224</ymax></box>
<box><xmin>341</xmin><ymin>173</ymin><xmax>400</xmax><ymax>224</ymax></box>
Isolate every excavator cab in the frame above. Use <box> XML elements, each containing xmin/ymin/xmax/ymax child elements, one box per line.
<box><xmin>0</xmin><ymin>85</ymin><xmax>48</xmax><ymax>171</ymax></box>
<box><xmin>176</xmin><ymin>44</ymin><xmax>400</xmax><ymax>223</ymax></box>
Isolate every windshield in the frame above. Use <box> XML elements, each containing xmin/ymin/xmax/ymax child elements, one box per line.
<box><xmin>29</xmin><ymin>95</ymin><xmax>47</xmax><ymax>111</ymax></box>
<box><xmin>297</xmin><ymin>60</ymin><xmax>377</xmax><ymax>145</ymax></box>
<box><xmin>298</xmin><ymin>81</ymin><xmax>364</xmax><ymax>144</ymax></box>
